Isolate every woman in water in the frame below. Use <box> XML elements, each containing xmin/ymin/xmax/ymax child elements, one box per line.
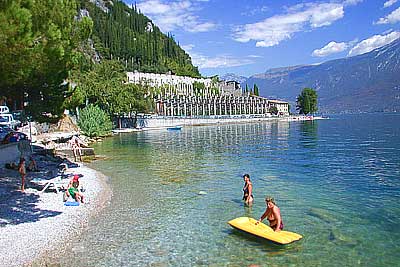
<box><xmin>242</xmin><ymin>174</ymin><xmax>254</xmax><ymax>205</ymax></box>
<box><xmin>256</xmin><ymin>196</ymin><xmax>283</xmax><ymax>231</ymax></box>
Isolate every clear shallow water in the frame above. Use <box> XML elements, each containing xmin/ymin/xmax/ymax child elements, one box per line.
<box><xmin>69</xmin><ymin>114</ymin><xmax>399</xmax><ymax>266</ymax></box>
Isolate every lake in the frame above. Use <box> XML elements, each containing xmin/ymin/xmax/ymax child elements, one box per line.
<box><xmin>65</xmin><ymin>113</ymin><xmax>400</xmax><ymax>266</ymax></box>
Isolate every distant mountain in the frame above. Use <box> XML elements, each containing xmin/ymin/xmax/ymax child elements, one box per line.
<box><xmin>220</xmin><ymin>73</ymin><xmax>247</xmax><ymax>83</ymax></box>
<box><xmin>245</xmin><ymin>38</ymin><xmax>400</xmax><ymax>113</ymax></box>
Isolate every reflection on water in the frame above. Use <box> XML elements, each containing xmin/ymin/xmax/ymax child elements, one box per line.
<box><xmin>299</xmin><ymin>120</ymin><xmax>318</xmax><ymax>148</ymax></box>
<box><xmin>59</xmin><ymin>115</ymin><xmax>400</xmax><ymax>266</ymax></box>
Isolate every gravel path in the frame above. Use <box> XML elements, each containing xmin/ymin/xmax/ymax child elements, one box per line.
<box><xmin>0</xmin><ymin>160</ymin><xmax>111</xmax><ymax>267</ymax></box>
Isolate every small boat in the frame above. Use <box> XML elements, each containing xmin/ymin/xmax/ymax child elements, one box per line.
<box><xmin>167</xmin><ymin>126</ymin><xmax>182</xmax><ymax>131</ymax></box>
<box><xmin>228</xmin><ymin>217</ymin><xmax>302</xmax><ymax>244</ymax></box>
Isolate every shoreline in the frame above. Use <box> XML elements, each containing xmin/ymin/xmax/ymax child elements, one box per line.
<box><xmin>0</xmin><ymin>161</ymin><xmax>112</xmax><ymax>267</ymax></box>
<box><xmin>113</xmin><ymin>115</ymin><xmax>325</xmax><ymax>133</ymax></box>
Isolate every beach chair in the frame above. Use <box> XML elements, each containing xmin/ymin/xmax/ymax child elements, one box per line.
<box><xmin>31</xmin><ymin>176</ymin><xmax>70</xmax><ymax>193</ymax></box>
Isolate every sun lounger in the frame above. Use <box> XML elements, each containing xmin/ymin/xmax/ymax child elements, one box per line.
<box><xmin>31</xmin><ymin>176</ymin><xmax>70</xmax><ymax>193</ymax></box>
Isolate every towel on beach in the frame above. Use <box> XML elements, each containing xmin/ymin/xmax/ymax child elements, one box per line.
<box><xmin>64</xmin><ymin>201</ymin><xmax>80</xmax><ymax>206</ymax></box>
<box><xmin>64</xmin><ymin>196</ymin><xmax>80</xmax><ymax>206</ymax></box>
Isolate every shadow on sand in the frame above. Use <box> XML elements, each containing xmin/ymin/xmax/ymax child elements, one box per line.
<box><xmin>0</xmin><ymin>148</ymin><xmax>81</xmax><ymax>226</ymax></box>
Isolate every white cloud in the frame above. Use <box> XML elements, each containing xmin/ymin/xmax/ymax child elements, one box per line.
<box><xmin>312</xmin><ymin>41</ymin><xmax>349</xmax><ymax>57</ymax></box>
<box><xmin>348</xmin><ymin>31</ymin><xmax>400</xmax><ymax>56</ymax></box>
<box><xmin>343</xmin><ymin>0</ymin><xmax>363</xmax><ymax>6</ymax></box>
<box><xmin>137</xmin><ymin>0</ymin><xmax>216</xmax><ymax>33</ymax></box>
<box><xmin>188</xmin><ymin>52</ymin><xmax>255</xmax><ymax>69</ymax></box>
<box><xmin>233</xmin><ymin>3</ymin><xmax>344</xmax><ymax>47</ymax></box>
<box><xmin>384</xmin><ymin>0</ymin><xmax>398</xmax><ymax>8</ymax></box>
<box><xmin>181</xmin><ymin>44</ymin><xmax>195</xmax><ymax>51</ymax></box>
<box><xmin>376</xmin><ymin>7</ymin><xmax>400</xmax><ymax>24</ymax></box>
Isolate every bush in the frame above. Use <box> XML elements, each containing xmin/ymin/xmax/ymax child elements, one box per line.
<box><xmin>269</xmin><ymin>106</ymin><xmax>279</xmax><ymax>115</ymax></box>
<box><xmin>78</xmin><ymin>105</ymin><xmax>112</xmax><ymax>137</ymax></box>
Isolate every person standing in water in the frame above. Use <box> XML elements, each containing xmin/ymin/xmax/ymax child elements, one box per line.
<box><xmin>242</xmin><ymin>174</ymin><xmax>254</xmax><ymax>205</ymax></box>
<box><xmin>256</xmin><ymin>196</ymin><xmax>284</xmax><ymax>232</ymax></box>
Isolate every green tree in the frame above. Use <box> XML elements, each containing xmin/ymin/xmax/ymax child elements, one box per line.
<box><xmin>253</xmin><ymin>84</ymin><xmax>259</xmax><ymax>96</ymax></box>
<box><xmin>296</xmin><ymin>88</ymin><xmax>318</xmax><ymax>115</ymax></box>
<box><xmin>0</xmin><ymin>0</ymin><xmax>34</xmax><ymax>89</ymax></box>
<box><xmin>76</xmin><ymin>59</ymin><xmax>152</xmax><ymax>118</ymax></box>
<box><xmin>78</xmin><ymin>104</ymin><xmax>112</xmax><ymax>137</ymax></box>
<box><xmin>0</xmin><ymin>0</ymin><xmax>93</xmax><ymax>122</ymax></box>
<box><xmin>193</xmin><ymin>81</ymin><xmax>205</xmax><ymax>96</ymax></box>
<box><xmin>269</xmin><ymin>106</ymin><xmax>278</xmax><ymax>115</ymax></box>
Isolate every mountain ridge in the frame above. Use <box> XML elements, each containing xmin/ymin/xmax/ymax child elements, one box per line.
<box><xmin>245</xmin><ymin>38</ymin><xmax>400</xmax><ymax>113</ymax></box>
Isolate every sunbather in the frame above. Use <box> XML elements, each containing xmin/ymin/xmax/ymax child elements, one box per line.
<box><xmin>66</xmin><ymin>175</ymin><xmax>84</xmax><ymax>203</ymax></box>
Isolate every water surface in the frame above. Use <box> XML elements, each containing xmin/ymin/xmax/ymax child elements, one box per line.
<box><xmin>69</xmin><ymin>114</ymin><xmax>400</xmax><ymax>266</ymax></box>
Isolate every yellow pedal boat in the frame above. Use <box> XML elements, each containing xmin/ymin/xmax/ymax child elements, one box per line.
<box><xmin>228</xmin><ymin>217</ymin><xmax>303</xmax><ymax>245</ymax></box>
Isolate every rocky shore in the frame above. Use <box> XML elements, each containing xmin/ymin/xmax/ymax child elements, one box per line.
<box><xmin>0</xmin><ymin>135</ymin><xmax>111</xmax><ymax>266</ymax></box>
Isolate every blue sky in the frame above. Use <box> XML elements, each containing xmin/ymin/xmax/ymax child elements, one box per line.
<box><xmin>124</xmin><ymin>0</ymin><xmax>400</xmax><ymax>77</ymax></box>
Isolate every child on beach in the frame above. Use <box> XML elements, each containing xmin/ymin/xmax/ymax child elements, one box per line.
<box><xmin>18</xmin><ymin>157</ymin><xmax>26</xmax><ymax>192</ymax></box>
<box><xmin>65</xmin><ymin>175</ymin><xmax>84</xmax><ymax>203</ymax></box>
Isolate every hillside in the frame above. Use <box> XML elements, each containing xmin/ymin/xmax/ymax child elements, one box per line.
<box><xmin>79</xmin><ymin>0</ymin><xmax>200</xmax><ymax>77</ymax></box>
<box><xmin>245</xmin><ymin>38</ymin><xmax>400</xmax><ymax>113</ymax></box>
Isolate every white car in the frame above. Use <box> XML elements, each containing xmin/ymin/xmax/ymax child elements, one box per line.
<box><xmin>0</xmin><ymin>106</ymin><xmax>10</xmax><ymax>114</ymax></box>
<box><xmin>0</xmin><ymin>114</ymin><xmax>20</xmax><ymax>130</ymax></box>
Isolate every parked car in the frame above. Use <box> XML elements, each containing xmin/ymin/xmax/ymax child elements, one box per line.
<box><xmin>0</xmin><ymin>106</ymin><xmax>10</xmax><ymax>114</ymax></box>
<box><xmin>0</xmin><ymin>114</ymin><xmax>21</xmax><ymax>130</ymax></box>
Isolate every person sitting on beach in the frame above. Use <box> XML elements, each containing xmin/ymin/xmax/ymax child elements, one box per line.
<box><xmin>66</xmin><ymin>175</ymin><xmax>84</xmax><ymax>203</ymax></box>
<box><xmin>242</xmin><ymin>174</ymin><xmax>254</xmax><ymax>205</ymax></box>
<box><xmin>27</xmin><ymin>156</ymin><xmax>39</xmax><ymax>172</ymax></box>
<box><xmin>256</xmin><ymin>196</ymin><xmax>284</xmax><ymax>232</ymax></box>
<box><xmin>18</xmin><ymin>157</ymin><xmax>26</xmax><ymax>192</ymax></box>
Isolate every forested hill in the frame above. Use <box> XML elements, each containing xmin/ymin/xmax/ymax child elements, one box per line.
<box><xmin>79</xmin><ymin>0</ymin><xmax>200</xmax><ymax>77</ymax></box>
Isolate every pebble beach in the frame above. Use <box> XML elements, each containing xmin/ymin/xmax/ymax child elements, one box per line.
<box><xmin>0</xmin><ymin>157</ymin><xmax>111</xmax><ymax>267</ymax></box>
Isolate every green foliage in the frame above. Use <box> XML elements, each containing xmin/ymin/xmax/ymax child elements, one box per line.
<box><xmin>253</xmin><ymin>84</ymin><xmax>259</xmax><ymax>96</ymax></box>
<box><xmin>245</xmin><ymin>84</ymin><xmax>249</xmax><ymax>94</ymax></box>
<box><xmin>269</xmin><ymin>106</ymin><xmax>278</xmax><ymax>115</ymax></box>
<box><xmin>296</xmin><ymin>88</ymin><xmax>318</xmax><ymax>115</ymax></box>
<box><xmin>81</xmin><ymin>0</ymin><xmax>200</xmax><ymax>77</ymax></box>
<box><xmin>78</xmin><ymin>104</ymin><xmax>112</xmax><ymax>137</ymax></box>
<box><xmin>193</xmin><ymin>81</ymin><xmax>205</xmax><ymax>96</ymax></box>
<box><xmin>75</xmin><ymin>59</ymin><xmax>152</xmax><ymax>116</ymax></box>
<box><xmin>0</xmin><ymin>0</ymin><xmax>94</xmax><ymax>122</ymax></box>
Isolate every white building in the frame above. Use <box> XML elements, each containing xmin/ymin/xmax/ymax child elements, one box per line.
<box><xmin>127</xmin><ymin>71</ymin><xmax>290</xmax><ymax>116</ymax></box>
<box><xmin>127</xmin><ymin>71</ymin><xmax>214</xmax><ymax>96</ymax></box>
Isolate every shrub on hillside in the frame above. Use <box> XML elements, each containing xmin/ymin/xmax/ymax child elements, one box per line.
<box><xmin>78</xmin><ymin>105</ymin><xmax>112</xmax><ymax>137</ymax></box>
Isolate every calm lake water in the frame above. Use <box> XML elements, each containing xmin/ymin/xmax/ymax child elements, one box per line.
<box><xmin>67</xmin><ymin>114</ymin><xmax>399</xmax><ymax>266</ymax></box>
